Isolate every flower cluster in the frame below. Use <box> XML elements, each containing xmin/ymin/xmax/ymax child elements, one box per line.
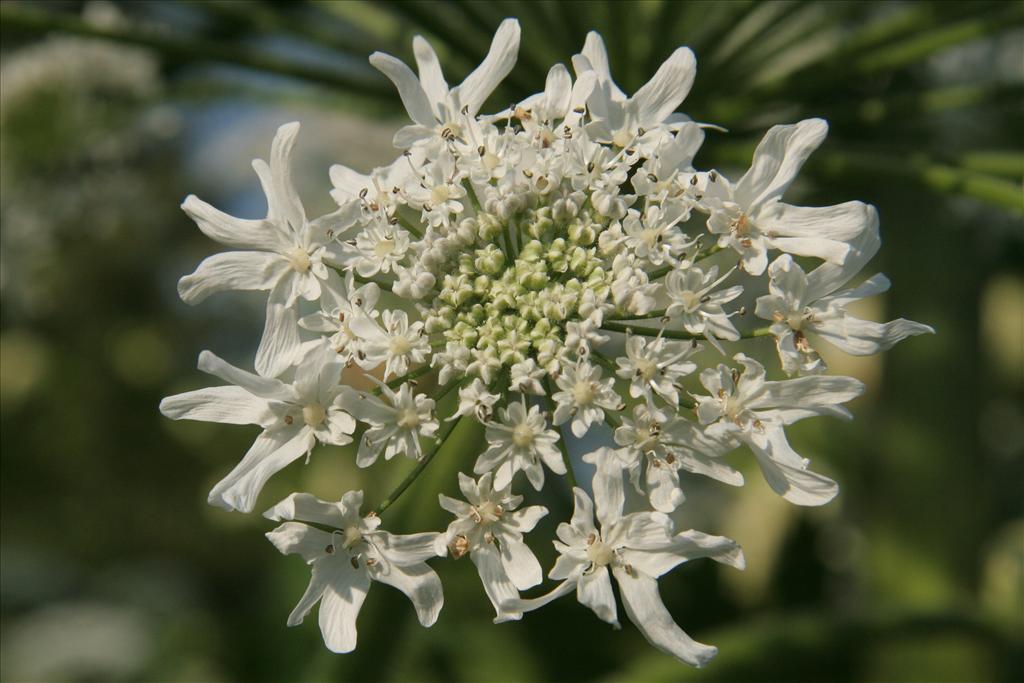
<box><xmin>161</xmin><ymin>20</ymin><xmax>932</xmax><ymax>667</ymax></box>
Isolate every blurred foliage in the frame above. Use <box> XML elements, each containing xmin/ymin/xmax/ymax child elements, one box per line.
<box><xmin>1</xmin><ymin>1</ymin><xmax>1022</xmax><ymax>682</ymax></box>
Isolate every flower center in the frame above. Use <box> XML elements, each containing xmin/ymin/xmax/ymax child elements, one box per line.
<box><xmin>612</xmin><ymin>129</ymin><xmax>633</xmax><ymax>148</ymax></box>
<box><xmin>473</xmin><ymin>501</ymin><xmax>503</xmax><ymax>524</ymax></box>
<box><xmin>635</xmin><ymin>357</ymin><xmax>658</xmax><ymax>382</ymax></box>
<box><xmin>302</xmin><ymin>402</ymin><xmax>326</xmax><ymax>427</ymax></box>
<box><xmin>679</xmin><ymin>290</ymin><xmax>701</xmax><ymax>312</ymax></box>
<box><xmin>289</xmin><ymin>247</ymin><xmax>312</xmax><ymax>273</ymax></box>
<box><xmin>421</xmin><ymin>204</ymin><xmax>616</xmax><ymax>375</ymax></box>
<box><xmin>572</xmin><ymin>380</ymin><xmax>595</xmax><ymax>405</ymax></box>
<box><xmin>586</xmin><ymin>539</ymin><xmax>615</xmax><ymax>566</ymax></box>
<box><xmin>512</xmin><ymin>423</ymin><xmax>535</xmax><ymax>448</ymax></box>
<box><xmin>389</xmin><ymin>335</ymin><xmax>412</xmax><ymax>356</ymax></box>
<box><xmin>374</xmin><ymin>238</ymin><xmax>396</xmax><ymax>259</ymax></box>
<box><xmin>430</xmin><ymin>184</ymin><xmax>452</xmax><ymax>205</ymax></box>
<box><xmin>342</xmin><ymin>525</ymin><xmax>363</xmax><ymax>549</ymax></box>
<box><xmin>396</xmin><ymin>407</ymin><xmax>421</xmax><ymax>428</ymax></box>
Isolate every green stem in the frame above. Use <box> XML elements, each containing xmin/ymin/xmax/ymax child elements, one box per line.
<box><xmin>373</xmin><ymin>365</ymin><xmax>434</xmax><ymax>395</ymax></box>
<box><xmin>396</xmin><ymin>213</ymin><xmax>424</xmax><ymax>239</ymax></box>
<box><xmin>605</xmin><ymin>309</ymin><xmax>668</xmax><ymax>322</ymax></box>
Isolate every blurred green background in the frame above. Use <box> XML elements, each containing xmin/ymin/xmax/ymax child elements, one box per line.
<box><xmin>1</xmin><ymin>1</ymin><xmax>1021</xmax><ymax>681</ymax></box>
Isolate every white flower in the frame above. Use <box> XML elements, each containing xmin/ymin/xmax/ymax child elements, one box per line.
<box><xmin>616</xmin><ymin>204</ymin><xmax>696</xmax><ymax>267</ymax></box>
<box><xmin>177</xmin><ymin>122</ymin><xmax>358</xmax><ymax>377</ymax></box>
<box><xmin>664</xmin><ymin>265</ymin><xmax>742</xmax><ymax>349</ymax></box>
<box><xmin>551</xmin><ymin>360</ymin><xmax>623</xmax><ymax>437</ymax></box>
<box><xmin>405</xmin><ymin>153</ymin><xmax>467</xmax><ymax>227</ymax></box>
<box><xmin>609</xmin><ymin>407</ymin><xmax>743</xmax><ymax>512</ymax></box>
<box><xmin>503</xmin><ymin>488</ymin><xmax>744</xmax><ymax>668</ymax></box>
<box><xmin>695</xmin><ymin>353</ymin><xmax>864</xmax><ymax>505</ymax></box>
<box><xmin>329</xmin><ymin>153</ymin><xmax>418</xmax><ymax>221</ymax></box>
<box><xmin>509</xmin><ymin>358</ymin><xmax>546</xmax><ymax>395</ymax></box>
<box><xmin>160</xmin><ymin>343</ymin><xmax>356</xmax><ymax>512</ymax></box>
<box><xmin>475</xmin><ymin>399</ymin><xmax>565</xmax><ymax>491</ymax></box>
<box><xmin>615</xmin><ymin>334</ymin><xmax>699</xmax><ymax>406</ymax></box>
<box><xmin>437</xmin><ymin>473</ymin><xmax>548</xmax><ymax>620</ymax></box>
<box><xmin>573</xmin><ymin>32</ymin><xmax>697</xmax><ymax>151</ymax></box>
<box><xmin>451</xmin><ymin>378</ymin><xmax>500</xmax><ymax>421</ymax></box>
<box><xmin>370</xmin><ymin>19</ymin><xmax>521</xmax><ymax>149</ymax></box>
<box><xmin>298</xmin><ymin>275</ymin><xmax>380</xmax><ymax>363</ymax></box>
<box><xmin>701</xmin><ymin>119</ymin><xmax>870</xmax><ymax>275</ymax></box>
<box><xmin>342</xmin><ymin>381</ymin><xmax>438</xmax><ymax>467</ymax></box>
<box><xmin>265</xmin><ymin>490</ymin><xmax>442</xmax><ymax>653</ymax></box>
<box><xmin>338</xmin><ymin>224</ymin><xmax>411</xmax><ymax>277</ymax></box>
<box><xmin>349</xmin><ymin>309</ymin><xmax>429</xmax><ymax>380</ymax></box>
<box><xmin>755</xmin><ymin>216</ymin><xmax>934</xmax><ymax>375</ymax></box>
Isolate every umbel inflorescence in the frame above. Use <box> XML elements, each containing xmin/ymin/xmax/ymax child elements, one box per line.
<box><xmin>161</xmin><ymin>20</ymin><xmax>933</xmax><ymax>667</ymax></box>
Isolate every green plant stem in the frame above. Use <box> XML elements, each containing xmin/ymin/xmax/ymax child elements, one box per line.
<box><xmin>397</xmin><ymin>213</ymin><xmax>424</xmax><ymax>239</ymax></box>
<box><xmin>372</xmin><ymin>365</ymin><xmax>434</xmax><ymax>395</ymax></box>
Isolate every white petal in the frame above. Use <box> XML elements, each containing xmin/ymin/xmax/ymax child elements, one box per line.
<box><xmin>578</xmin><ymin>31</ymin><xmax>625</xmax><ymax>100</ymax></box>
<box><xmin>412</xmin><ymin>35</ymin><xmax>449</xmax><ymax>110</ymax></box>
<box><xmin>622</xmin><ymin>530</ymin><xmax>745</xmax><ymax>578</ymax></box>
<box><xmin>569</xmin><ymin>487</ymin><xmax>599</xmax><ymax>536</ymax></box>
<box><xmin>632</xmin><ymin>47</ymin><xmax>696</xmax><ymax>127</ymax></box>
<box><xmin>750</xmin><ymin>444</ymin><xmax>838</xmax><ymax>506</ymax></box>
<box><xmin>369</xmin><ymin>52</ymin><xmax>436</xmax><ymax>127</ymax></box>
<box><xmin>197</xmin><ymin>350</ymin><xmax>296</xmax><ymax>401</ymax></box>
<box><xmin>758</xmin><ymin>375</ymin><xmax>864</xmax><ymax>422</ymax></box>
<box><xmin>266</xmin><ymin>521</ymin><xmax>333</xmax><ymax>563</ymax></box>
<box><xmin>577</xmin><ymin>565</ymin><xmax>619</xmax><ymax>626</ymax></box>
<box><xmin>376</xmin><ymin>531</ymin><xmax>442</xmax><ymax>564</ymax></box>
<box><xmin>543</xmin><ymin>63</ymin><xmax>572</xmax><ymax>117</ymax></box>
<box><xmin>177</xmin><ymin>251</ymin><xmax>286</xmax><ymax>304</ymax></box>
<box><xmin>255</xmin><ymin>277</ymin><xmax>301</xmax><ymax>378</ymax></box>
<box><xmin>453</xmin><ymin>18</ymin><xmax>521</xmax><ymax>116</ymax></box>
<box><xmin>259</xmin><ymin>122</ymin><xmax>306</xmax><ymax>234</ymax></box>
<box><xmin>759</xmin><ymin>200</ymin><xmax>872</xmax><ymax>241</ymax></box>
<box><xmin>506</xmin><ymin>505</ymin><xmax>548</xmax><ymax>534</ymax></box>
<box><xmin>735</xmin><ymin>118</ymin><xmax>828</xmax><ymax>212</ymax></box>
<box><xmin>370</xmin><ymin>560</ymin><xmax>443</xmax><ymax>627</ymax></box>
<box><xmin>159</xmin><ymin>386</ymin><xmax>272</xmax><ymax>425</ymax></box>
<box><xmin>470</xmin><ymin>543</ymin><xmax>522</xmax><ymax>621</ymax></box>
<box><xmin>181</xmin><ymin>195</ymin><xmax>289</xmax><ymax>251</ymax></box>
<box><xmin>499</xmin><ymin>537</ymin><xmax>543</xmax><ymax>590</ymax></box>
<box><xmin>815</xmin><ymin>316</ymin><xmax>935</xmax><ymax>356</ymax></box>
<box><xmin>584</xmin><ymin>447</ymin><xmax>626</xmax><ymax>527</ymax></box>
<box><xmin>498</xmin><ymin>578</ymin><xmax>578</xmax><ymax>620</ymax></box>
<box><xmin>613</xmin><ymin>568</ymin><xmax>718</xmax><ymax>668</ymax></box>
<box><xmin>318</xmin><ymin>559</ymin><xmax>371</xmax><ymax>653</ymax></box>
<box><xmin>392</xmin><ymin>124</ymin><xmax>436</xmax><ymax>149</ymax></box>
<box><xmin>264</xmin><ymin>492</ymin><xmax>345</xmax><ymax>527</ymax></box>
<box><xmin>208</xmin><ymin>427</ymin><xmax>315</xmax><ymax>512</ymax></box>
<box><xmin>804</xmin><ymin>209</ymin><xmax>881</xmax><ymax>300</ymax></box>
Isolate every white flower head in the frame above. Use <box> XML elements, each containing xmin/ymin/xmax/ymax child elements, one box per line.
<box><xmin>343</xmin><ymin>380</ymin><xmax>438</xmax><ymax>467</ymax></box>
<box><xmin>164</xmin><ymin>20</ymin><xmax>934</xmax><ymax>666</ymax></box>
<box><xmin>177</xmin><ymin>123</ymin><xmax>359</xmax><ymax>376</ymax></box>
<box><xmin>160</xmin><ymin>342</ymin><xmax>356</xmax><ymax>512</ymax></box>
<box><xmin>755</xmin><ymin>216</ymin><xmax>934</xmax><ymax>375</ymax></box>
<box><xmin>695</xmin><ymin>353</ymin><xmax>863</xmax><ymax>505</ymax></box>
<box><xmin>701</xmin><ymin>119</ymin><xmax>871</xmax><ymax>275</ymax></box>
<box><xmin>551</xmin><ymin>359</ymin><xmax>623</xmax><ymax>438</ymax></box>
<box><xmin>265</xmin><ymin>490</ymin><xmax>442</xmax><ymax>653</ymax></box>
<box><xmin>475</xmin><ymin>399</ymin><xmax>566</xmax><ymax>491</ymax></box>
<box><xmin>437</xmin><ymin>472</ymin><xmax>548</xmax><ymax>620</ymax></box>
<box><xmin>503</xmin><ymin>487</ymin><xmax>744</xmax><ymax>668</ymax></box>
